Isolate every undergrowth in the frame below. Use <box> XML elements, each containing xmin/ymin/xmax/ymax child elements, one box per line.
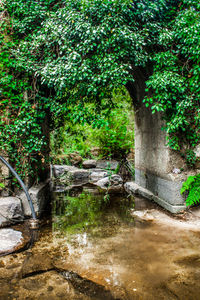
<box><xmin>181</xmin><ymin>174</ymin><xmax>200</xmax><ymax>206</ymax></box>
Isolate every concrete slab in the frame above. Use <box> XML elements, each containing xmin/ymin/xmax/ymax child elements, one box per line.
<box><xmin>125</xmin><ymin>181</ymin><xmax>186</xmax><ymax>213</ymax></box>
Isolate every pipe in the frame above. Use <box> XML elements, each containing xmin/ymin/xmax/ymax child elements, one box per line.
<box><xmin>0</xmin><ymin>155</ymin><xmax>37</xmax><ymax>220</ymax></box>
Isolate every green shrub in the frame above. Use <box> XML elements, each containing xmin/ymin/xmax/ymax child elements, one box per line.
<box><xmin>181</xmin><ymin>174</ymin><xmax>200</xmax><ymax>206</ymax></box>
<box><xmin>93</xmin><ymin>109</ymin><xmax>134</xmax><ymax>158</ymax></box>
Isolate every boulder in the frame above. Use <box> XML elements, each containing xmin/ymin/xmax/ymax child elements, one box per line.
<box><xmin>53</xmin><ymin>165</ymin><xmax>90</xmax><ymax>183</ymax></box>
<box><xmin>95</xmin><ymin>174</ymin><xmax>123</xmax><ymax>194</ymax></box>
<box><xmin>90</xmin><ymin>171</ymin><xmax>108</xmax><ymax>183</ymax></box>
<box><xmin>82</xmin><ymin>159</ymin><xmax>97</xmax><ymax>169</ymax></box>
<box><xmin>19</xmin><ymin>181</ymin><xmax>50</xmax><ymax>217</ymax></box>
<box><xmin>0</xmin><ymin>229</ymin><xmax>24</xmax><ymax>255</ymax></box>
<box><xmin>69</xmin><ymin>169</ymin><xmax>90</xmax><ymax>182</ymax></box>
<box><xmin>52</xmin><ymin>165</ymin><xmax>77</xmax><ymax>178</ymax></box>
<box><xmin>0</xmin><ymin>197</ymin><xmax>23</xmax><ymax>227</ymax></box>
<box><xmin>96</xmin><ymin>160</ymin><xmax>119</xmax><ymax>170</ymax></box>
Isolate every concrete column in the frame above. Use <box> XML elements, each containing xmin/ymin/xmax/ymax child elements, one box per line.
<box><xmin>134</xmin><ymin>103</ymin><xmax>193</xmax><ymax>213</ymax></box>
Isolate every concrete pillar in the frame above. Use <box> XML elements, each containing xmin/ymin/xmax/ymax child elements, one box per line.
<box><xmin>134</xmin><ymin>103</ymin><xmax>197</xmax><ymax>213</ymax></box>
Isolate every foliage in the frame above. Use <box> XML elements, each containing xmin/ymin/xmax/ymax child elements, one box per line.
<box><xmin>0</xmin><ymin>0</ymin><xmax>199</xmax><ymax>182</ymax></box>
<box><xmin>50</xmin><ymin>88</ymin><xmax>134</xmax><ymax>160</ymax></box>
<box><xmin>52</xmin><ymin>191</ymin><xmax>104</xmax><ymax>233</ymax></box>
<box><xmin>144</xmin><ymin>0</ymin><xmax>200</xmax><ymax>165</ymax></box>
<box><xmin>93</xmin><ymin>108</ymin><xmax>133</xmax><ymax>158</ymax></box>
<box><xmin>0</xmin><ymin>182</ymin><xmax>5</xmax><ymax>189</ymax></box>
<box><xmin>181</xmin><ymin>174</ymin><xmax>200</xmax><ymax>206</ymax></box>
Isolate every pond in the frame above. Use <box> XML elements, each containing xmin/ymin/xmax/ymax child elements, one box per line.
<box><xmin>1</xmin><ymin>186</ymin><xmax>200</xmax><ymax>299</ymax></box>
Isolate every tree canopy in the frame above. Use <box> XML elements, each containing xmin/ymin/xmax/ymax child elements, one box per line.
<box><xmin>0</xmin><ymin>0</ymin><xmax>199</xmax><ymax>178</ymax></box>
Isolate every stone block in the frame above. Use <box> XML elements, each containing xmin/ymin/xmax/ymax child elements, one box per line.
<box><xmin>82</xmin><ymin>160</ymin><xmax>97</xmax><ymax>169</ymax></box>
<box><xmin>96</xmin><ymin>160</ymin><xmax>119</xmax><ymax>170</ymax></box>
<box><xmin>124</xmin><ymin>182</ymin><xmax>154</xmax><ymax>200</ymax></box>
<box><xmin>124</xmin><ymin>180</ymin><xmax>186</xmax><ymax>213</ymax></box>
<box><xmin>69</xmin><ymin>169</ymin><xmax>90</xmax><ymax>181</ymax></box>
<box><xmin>90</xmin><ymin>171</ymin><xmax>108</xmax><ymax>182</ymax></box>
<box><xmin>95</xmin><ymin>175</ymin><xmax>123</xmax><ymax>194</ymax></box>
<box><xmin>0</xmin><ymin>197</ymin><xmax>23</xmax><ymax>227</ymax></box>
<box><xmin>124</xmin><ymin>182</ymin><xmax>139</xmax><ymax>195</ymax></box>
<box><xmin>52</xmin><ymin>165</ymin><xmax>77</xmax><ymax>178</ymax></box>
<box><xmin>20</xmin><ymin>181</ymin><xmax>50</xmax><ymax>217</ymax></box>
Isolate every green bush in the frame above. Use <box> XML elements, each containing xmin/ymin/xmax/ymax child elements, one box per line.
<box><xmin>50</xmin><ymin>88</ymin><xmax>134</xmax><ymax>160</ymax></box>
<box><xmin>93</xmin><ymin>109</ymin><xmax>133</xmax><ymax>158</ymax></box>
<box><xmin>181</xmin><ymin>174</ymin><xmax>200</xmax><ymax>206</ymax></box>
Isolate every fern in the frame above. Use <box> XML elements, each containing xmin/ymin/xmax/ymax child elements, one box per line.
<box><xmin>181</xmin><ymin>174</ymin><xmax>200</xmax><ymax>206</ymax></box>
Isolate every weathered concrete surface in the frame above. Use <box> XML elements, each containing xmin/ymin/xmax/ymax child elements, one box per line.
<box><xmin>125</xmin><ymin>181</ymin><xmax>186</xmax><ymax>213</ymax></box>
<box><xmin>0</xmin><ymin>197</ymin><xmax>23</xmax><ymax>227</ymax></box>
<box><xmin>0</xmin><ymin>229</ymin><xmax>23</xmax><ymax>255</ymax></box>
<box><xmin>134</xmin><ymin>103</ymin><xmax>192</xmax><ymax>213</ymax></box>
<box><xmin>19</xmin><ymin>181</ymin><xmax>50</xmax><ymax>217</ymax></box>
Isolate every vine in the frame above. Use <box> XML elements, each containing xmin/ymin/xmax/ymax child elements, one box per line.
<box><xmin>0</xmin><ymin>0</ymin><xmax>199</xmax><ymax>183</ymax></box>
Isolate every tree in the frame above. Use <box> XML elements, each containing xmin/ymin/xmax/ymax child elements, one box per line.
<box><xmin>0</xmin><ymin>0</ymin><xmax>199</xmax><ymax>179</ymax></box>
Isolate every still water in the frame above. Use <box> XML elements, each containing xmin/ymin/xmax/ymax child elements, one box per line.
<box><xmin>1</xmin><ymin>187</ymin><xmax>200</xmax><ymax>299</ymax></box>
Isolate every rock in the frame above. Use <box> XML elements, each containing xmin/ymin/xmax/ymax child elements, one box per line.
<box><xmin>0</xmin><ymin>229</ymin><xmax>23</xmax><ymax>255</ymax></box>
<box><xmin>110</xmin><ymin>174</ymin><xmax>123</xmax><ymax>185</ymax></box>
<box><xmin>95</xmin><ymin>174</ymin><xmax>123</xmax><ymax>193</ymax></box>
<box><xmin>0</xmin><ymin>197</ymin><xmax>23</xmax><ymax>227</ymax></box>
<box><xmin>96</xmin><ymin>160</ymin><xmax>119</xmax><ymax>170</ymax></box>
<box><xmin>19</xmin><ymin>181</ymin><xmax>50</xmax><ymax>217</ymax></box>
<box><xmin>68</xmin><ymin>152</ymin><xmax>82</xmax><ymax>166</ymax></box>
<box><xmin>89</xmin><ymin>171</ymin><xmax>108</xmax><ymax>182</ymax></box>
<box><xmin>124</xmin><ymin>182</ymin><xmax>139</xmax><ymax>195</ymax></box>
<box><xmin>131</xmin><ymin>210</ymin><xmax>154</xmax><ymax>221</ymax></box>
<box><xmin>124</xmin><ymin>181</ymin><xmax>154</xmax><ymax>200</ymax></box>
<box><xmin>52</xmin><ymin>165</ymin><xmax>77</xmax><ymax>178</ymax></box>
<box><xmin>53</xmin><ymin>165</ymin><xmax>90</xmax><ymax>185</ymax></box>
<box><xmin>69</xmin><ymin>169</ymin><xmax>90</xmax><ymax>182</ymax></box>
<box><xmin>82</xmin><ymin>160</ymin><xmax>97</xmax><ymax>169</ymax></box>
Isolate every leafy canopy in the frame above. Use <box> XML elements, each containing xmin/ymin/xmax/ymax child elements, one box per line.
<box><xmin>0</xmin><ymin>0</ymin><xmax>199</xmax><ymax>180</ymax></box>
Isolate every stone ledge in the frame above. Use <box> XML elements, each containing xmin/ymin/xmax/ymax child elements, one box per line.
<box><xmin>124</xmin><ymin>181</ymin><xmax>186</xmax><ymax>214</ymax></box>
<box><xmin>19</xmin><ymin>180</ymin><xmax>50</xmax><ymax>217</ymax></box>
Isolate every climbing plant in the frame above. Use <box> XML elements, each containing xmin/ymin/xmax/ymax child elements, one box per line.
<box><xmin>144</xmin><ymin>0</ymin><xmax>200</xmax><ymax>164</ymax></box>
<box><xmin>181</xmin><ymin>174</ymin><xmax>200</xmax><ymax>206</ymax></box>
<box><xmin>0</xmin><ymin>0</ymin><xmax>199</xmax><ymax>181</ymax></box>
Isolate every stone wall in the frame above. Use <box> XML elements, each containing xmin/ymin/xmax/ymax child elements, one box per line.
<box><xmin>134</xmin><ymin>103</ymin><xmax>200</xmax><ymax>213</ymax></box>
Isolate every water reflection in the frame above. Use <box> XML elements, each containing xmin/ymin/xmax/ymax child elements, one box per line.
<box><xmin>52</xmin><ymin>189</ymin><xmax>135</xmax><ymax>237</ymax></box>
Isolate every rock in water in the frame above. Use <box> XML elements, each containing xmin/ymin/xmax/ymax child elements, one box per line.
<box><xmin>95</xmin><ymin>174</ymin><xmax>123</xmax><ymax>193</ymax></box>
<box><xmin>0</xmin><ymin>229</ymin><xmax>23</xmax><ymax>254</ymax></box>
<box><xmin>0</xmin><ymin>197</ymin><xmax>23</xmax><ymax>227</ymax></box>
